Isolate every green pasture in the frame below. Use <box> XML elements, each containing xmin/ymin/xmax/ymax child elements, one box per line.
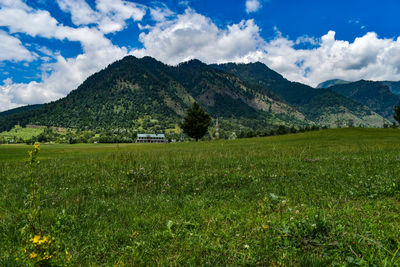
<box><xmin>1</xmin><ymin>128</ymin><xmax>400</xmax><ymax>265</ymax></box>
<box><xmin>0</xmin><ymin>125</ymin><xmax>44</xmax><ymax>142</ymax></box>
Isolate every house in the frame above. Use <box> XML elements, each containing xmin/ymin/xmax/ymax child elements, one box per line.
<box><xmin>136</xmin><ymin>133</ymin><xmax>167</xmax><ymax>143</ymax></box>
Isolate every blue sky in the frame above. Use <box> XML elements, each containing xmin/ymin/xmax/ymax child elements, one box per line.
<box><xmin>1</xmin><ymin>0</ymin><xmax>400</xmax><ymax>111</ymax></box>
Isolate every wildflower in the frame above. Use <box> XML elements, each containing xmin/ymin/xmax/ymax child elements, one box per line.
<box><xmin>262</xmin><ymin>224</ymin><xmax>269</xmax><ymax>230</ymax></box>
<box><xmin>34</xmin><ymin>144</ymin><xmax>40</xmax><ymax>150</ymax></box>
<box><xmin>29</xmin><ymin>252</ymin><xmax>38</xmax><ymax>259</ymax></box>
<box><xmin>295</xmin><ymin>210</ymin><xmax>300</xmax><ymax>214</ymax></box>
<box><xmin>281</xmin><ymin>200</ymin><xmax>287</xmax><ymax>205</ymax></box>
<box><xmin>290</xmin><ymin>217</ymin><xmax>294</xmax><ymax>221</ymax></box>
<box><xmin>45</xmin><ymin>255</ymin><xmax>52</xmax><ymax>260</ymax></box>
<box><xmin>66</xmin><ymin>250</ymin><xmax>72</xmax><ymax>262</ymax></box>
<box><xmin>38</xmin><ymin>236</ymin><xmax>48</xmax><ymax>245</ymax></box>
<box><xmin>31</xmin><ymin>235</ymin><xmax>41</xmax><ymax>243</ymax></box>
<box><xmin>130</xmin><ymin>231</ymin><xmax>139</xmax><ymax>238</ymax></box>
<box><xmin>311</xmin><ymin>224</ymin><xmax>317</xmax><ymax>228</ymax></box>
<box><xmin>43</xmin><ymin>254</ymin><xmax>53</xmax><ymax>260</ymax></box>
<box><xmin>244</xmin><ymin>244</ymin><xmax>249</xmax><ymax>249</ymax></box>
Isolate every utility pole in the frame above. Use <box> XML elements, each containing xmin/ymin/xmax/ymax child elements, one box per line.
<box><xmin>215</xmin><ymin>118</ymin><xmax>219</xmax><ymax>140</ymax></box>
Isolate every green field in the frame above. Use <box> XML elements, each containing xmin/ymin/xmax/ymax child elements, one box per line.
<box><xmin>1</xmin><ymin>128</ymin><xmax>400</xmax><ymax>265</ymax></box>
<box><xmin>0</xmin><ymin>125</ymin><xmax>44</xmax><ymax>142</ymax></box>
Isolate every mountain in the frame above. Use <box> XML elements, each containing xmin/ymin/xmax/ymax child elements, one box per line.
<box><xmin>212</xmin><ymin>63</ymin><xmax>385</xmax><ymax>127</ymax></box>
<box><xmin>316</xmin><ymin>79</ymin><xmax>351</xmax><ymax>88</ymax></box>
<box><xmin>0</xmin><ymin>104</ymin><xmax>42</xmax><ymax>117</ymax></box>
<box><xmin>382</xmin><ymin>81</ymin><xmax>400</xmax><ymax>96</ymax></box>
<box><xmin>324</xmin><ymin>80</ymin><xmax>400</xmax><ymax>120</ymax></box>
<box><xmin>0</xmin><ymin>57</ymin><xmax>389</xmax><ymax>132</ymax></box>
<box><xmin>0</xmin><ymin>56</ymin><xmax>308</xmax><ymax>133</ymax></box>
<box><xmin>318</xmin><ymin>79</ymin><xmax>400</xmax><ymax>97</ymax></box>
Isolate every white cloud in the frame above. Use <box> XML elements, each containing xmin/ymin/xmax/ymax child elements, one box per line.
<box><xmin>246</xmin><ymin>0</ymin><xmax>261</xmax><ymax>13</ymax></box>
<box><xmin>0</xmin><ymin>79</ymin><xmax>21</xmax><ymax>111</ymax></box>
<box><xmin>56</xmin><ymin>0</ymin><xmax>98</xmax><ymax>26</ymax></box>
<box><xmin>56</xmin><ymin>0</ymin><xmax>146</xmax><ymax>34</ymax></box>
<box><xmin>132</xmin><ymin>10</ymin><xmax>400</xmax><ymax>88</ymax></box>
<box><xmin>0</xmin><ymin>0</ymin><xmax>120</xmax><ymax>52</ymax></box>
<box><xmin>0</xmin><ymin>0</ymin><xmax>130</xmax><ymax>111</ymax></box>
<box><xmin>0</xmin><ymin>30</ymin><xmax>36</xmax><ymax>62</ymax></box>
<box><xmin>0</xmin><ymin>44</ymin><xmax>128</xmax><ymax>111</ymax></box>
<box><xmin>258</xmin><ymin>31</ymin><xmax>400</xmax><ymax>87</ymax></box>
<box><xmin>0</xmin><ymin>3</ymin><xmax>59</xmax><ymax>38</ymax></box>
<box><xmin>150</xmin><ymin>4</ymin><xmax>174</xmax><ymax>22</ymax></box>
<box><xmin>132</xmin><ymin>9</ymin><xmax>264</xmax><ymax>65</ymax></box>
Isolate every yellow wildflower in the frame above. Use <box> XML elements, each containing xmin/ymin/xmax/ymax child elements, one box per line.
<box><xmin>31</xmin><ymin>235</ymin><xmax>41</xmax><ymax>243</ymax></box>
<box><xmin>66</xmin><ymin>250</ymin><xmax>72</xmax><ymax>262</ymax></box>
<box><xmin>29</xmin><ymin>252</ymin><xmax>37</xmax><ymax>259</ymax></box>
<box><xmin>262</xmin><ymin>224</ymin><xmax>269</xmax><ymax>230</ymax></box>
<box><xmin>43</xmin><ymin>254</ymin><xmax>53</xmax><ymax>260</ymax></box>
<box><xmin>34</xmin><ymin>144</ymin><xmax>40</xmax><ymax>150</ymax></box>
<box><xmin>38</xmin><ymin>236</ymin><xmax>48</xmax><ymax>244</ymax></box>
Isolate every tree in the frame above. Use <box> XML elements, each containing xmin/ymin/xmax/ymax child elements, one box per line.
<box><xmin>180</xmin><ymin>102</ymin><xmax>211</xmax><ymax>141</ymax></box>
<box><xmin>276</xmin><ymin>125</ymin><xmax>288</xmax><ymax>135</ymax></box>
<box><xmin>394</xmin><ymin>103</ymin><xmax>400</xmax><ymax>126</ymax></box>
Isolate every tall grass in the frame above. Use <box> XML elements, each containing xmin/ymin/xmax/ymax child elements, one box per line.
<box><xmin>1</xmin><ymin>128</ymin><xmax>400</xmax><ymax>265</ymax></box>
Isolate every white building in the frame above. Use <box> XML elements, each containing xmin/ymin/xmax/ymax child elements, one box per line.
<box><xmin>136</xmin><ymin>134</ymin><xmax>167</xmax><ymax>143</ymax></box>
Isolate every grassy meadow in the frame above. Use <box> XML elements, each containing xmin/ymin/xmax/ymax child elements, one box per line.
<box><xmin>0</xmin><ymin>125</ymin><xmax>44</xmax><ymax>143</ymax></box>
<box><xmin>1</xmin><ymin>128</ymin><xmax>400</xmax><ymax>266</ymax></box>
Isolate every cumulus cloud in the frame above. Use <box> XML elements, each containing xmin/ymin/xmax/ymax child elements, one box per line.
<box><xmin>6</xmin><ymin>46</ymin><xmax>127</xmax><ymax>105</ymax></box>
<box><xmin>258</xmin><ymin>31</ymin><xmax>400</xmax><ymax>86</ymax></box>
<box><xmin>132</xmin><ymin>10</ymin><xmax>400</xmax><ymax>87</ymax></box>
<box><xmin>56</xmin><ymin>0</ymin><xmax>146</xmax><ymax>34</ymax></box>
<box><xmin>0</xmin><ymin>0</ymin><xmax>130</xmax><ymax>111</ymax></box>
<box><xmin>150</xmin><ymin>4</ymin><xmax>175</xmax><ymax>22</ymax></box>
<box><xmin>0</xmin><ymin>1</ymin><xmax>59</xmax><ymax>38</ymax></box>
<box><xmin>246</xmin><ymin>0</ymin><xmax>261</xmax><ymax>13</ymax></box>
<box><xmin>132</xmin><ymin>9</ymin><xmax>264</xmax><ymax>65</ymax></box>
<box><xmin>0</xmin><ymin>30</ymin><xmax>36</xmax><ymax>62</ymax></box>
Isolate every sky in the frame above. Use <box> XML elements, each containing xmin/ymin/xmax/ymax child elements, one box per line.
<box><xmin>1</xmin><ymin>0</ymin><xmax>400</xmax><ymax>111</ymax></box>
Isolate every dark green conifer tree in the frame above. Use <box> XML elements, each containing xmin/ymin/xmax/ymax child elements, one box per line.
<box><xmin>180</xmin><ymin>102</ymin><xmax>211</xmax><ymax>141</ymax></box>
<box><xmin>394</xmin><ymin>103</ymin><xmax>400</xmax><ymax>127</ymax></box>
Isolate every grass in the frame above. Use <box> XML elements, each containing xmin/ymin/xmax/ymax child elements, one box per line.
<box><xmin>0</xmin><ymin>125</ymin><xmax>44</xmax><ymax>142</ymax></box>
<box><xmin>1</xmin><ymin>128</ymin><xmax>400</xmax><ymax>265</ymax></box>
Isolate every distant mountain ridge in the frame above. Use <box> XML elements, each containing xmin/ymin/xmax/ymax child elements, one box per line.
<box><xmin>317</xmin><ymin>79</ymin><xmax>400</xmax><ymax>97</ymax></box>
<box><xmin>318</xmin><ymin>79</ymin><xmax>400</xmax><ymax>120</ymax></box>
<box><xmin>213</xmin><ymin>63</ymin><xmax>385</xmax><ymax>127</ymax></box>
<box><xmin>0</xmin><ymin>56</ymin><xmax>389</xmax><ymax>132</ymax></box>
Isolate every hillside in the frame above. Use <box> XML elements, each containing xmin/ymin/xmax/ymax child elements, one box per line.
<box><xmin>382</xmin><ymin>81</ymin><xmax>400</xmax><ymax>96</ymax></box>
<box><xmin>0</xmin><ymin>57</ymin><xmax>388</xmax><ymax>132</ymax></box>
<box><xmin>213</xmin><ymin>63</ymin><xmax>385</xmax><ymax>127</ymax></box>
<box><xmin>326</xmin><ymin>80</ymin><xmax>400</xmax><ymax>120</ymax></box>
<box><xmin>318</xmin><ymin>79</ymin><xmax>400</xmax><ymax>97</ymax></box>
<box><xmin>0</xmin><ymin>56</ymin><xmax>307</xmax><ymax>132</ymax></box>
